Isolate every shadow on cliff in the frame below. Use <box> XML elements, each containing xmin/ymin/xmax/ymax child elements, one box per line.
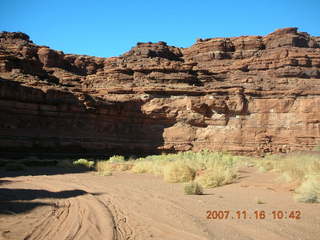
<box><xmin>0</xmin><ymin>188</ymin><xmax>89</xmax><ymax>214</ymax></box>
<box><xmin>101</xmin><ymin>100</ymin><xmax>176</xmax><ymax>157</ymax></box>
<box><xmin>0</xmin><ymin>79</ymin><xmax>175</xmax><ymax>159</ymax></box>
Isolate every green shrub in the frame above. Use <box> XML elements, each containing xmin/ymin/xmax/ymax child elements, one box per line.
<box><xmin>108</xmin><ymin>155</ymin><xmax>125</xmax><ymax>163</ymax></box>
<box><xmin>73</xmin><ymin>158</ymin><xmax>94</xmax><ymax>169</ymax></box>
<box><xmin>184</xmin><ymin>182</ymin><xmax>203</xmax><ymax>195</ymax></box>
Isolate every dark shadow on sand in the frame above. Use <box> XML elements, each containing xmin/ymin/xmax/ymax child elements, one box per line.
<box><xmin>0</xmin><ymin>188</ymin><xmax>88</xmax><ymax>214</ymax></box>
<box><xmin>0</xmin><ymin>166</ymin><xmax>91</xmax><ymax>178</ymax></box>
<box><xmin>0</xmin><ymin>201</ymin><xmax>54</xmax><ymax>215</ymax></box>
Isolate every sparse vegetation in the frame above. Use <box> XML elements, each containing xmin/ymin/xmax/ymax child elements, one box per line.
<box><xmin>95</xmin><ymin>151</ymin><xmax>245</xmax><ymax>189</ymax></box>
<box><xmin>163</xmin><ymin>162</ymin><xmax>195</xmax><ymax>183</ymax></box>
<box><xmin>73</xmin><ymin>158</ymin><xmax>94</xmax><ymax>169</ymax></box>
<box><xmin>108</xmin><ymin>155</ymin><xmax>125</xmax><ymax>163</ymax></box>
<box><xmin>254</xmin><ymin>153</ymin><xmax>320</xmax><ymax>203</ymax></box>
<box><xmin>255</xmin><ymin>197</ymin><xmax>266</xmax><ymax>204</ymax></box>
<box><xmin>196</xmin><ymin>166</ymin><xmax>237</xmax><ymax>188</ymax></box>
<box><xmin>96</xmin><ymin>160</ymin><xmax>113</xmax><ymax>173</ymax></box>
<box><xmin>95</xmin><ymin>155</ymin><xmax>132</xmax><ymax>174</ymax></box>
<box><xmin>184</xmin><ymin>182</ymin><xmax>203</xmax><ymax>195</ymax></box>
<box><xmin>131</xmin><ymin>161</ymin><xmax>155</xmax><ymax>174</ymax></box>
<box><xmin>294</xmin><ymin>175</ymin><xmax>320</xmax><ymax>203</ymax></box>
<box><xmin>96</xmin><ymin>150</ymin><xmax>320</xmax><ymax>203</ymax></box>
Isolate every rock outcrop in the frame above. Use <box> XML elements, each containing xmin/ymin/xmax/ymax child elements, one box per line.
<box><xmin>0</xmin><ymin>27</ymin><xmax>319</xmax><ymax>156</ymax></box>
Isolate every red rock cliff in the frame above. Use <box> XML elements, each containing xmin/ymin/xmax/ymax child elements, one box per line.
<box><xmin>0</xmin><ymin>27</ymin><xmax>319</xmax><ymax>156</ymax></box>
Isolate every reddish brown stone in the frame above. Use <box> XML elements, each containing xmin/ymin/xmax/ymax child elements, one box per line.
<box><xmin>0</xmin><ymin>28</ymin><xmax>319</xmax><ymax>156</ymax></box>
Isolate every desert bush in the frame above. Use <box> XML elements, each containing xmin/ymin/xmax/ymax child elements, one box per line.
<box><xmin>131</xmin><ymin>161</ymin><xmax>154</xmax><ymax>173</ymax></box>
<box><xmin>96</xmin><ymin>161</ymin><xmax>113</xmax><ymax>172</ymax></box>
<box><xmin>108</xmin><ymin>155</ymin><xmax>125</xmax><ymax>163</ymax></box>
<box><xmin>294</xmin><ymin>175</ymin><xmax>320</xmax><ymax>203</ymax></box>
<box><xmin>255</xmin><ymin>154</ymin><xmax>320</xmax><ymax>182</ymax></box>
<box><xmin>116</xmin><ymin>163</ymin><xmax>132</xmax><ymax>171</ymax></box>
<box><xmin>131</xmin><ymin>160</ymin><xmax>169</xmax><ymax>175</ymax></box>
<box><xmin>184</xmin><ymin>182</ymin><xmax>203</xmax><ymax>195</ymax></box>
<box><xmin>73</xmin><ymin>158</ymin><xmax>94</xmax><ymax>169</ymax></box>
<box><xmin>196</xmin><ymin>166</ymin><xmax>237</xmax><ymax>188</ymax></box>
<box><xmin>4</xmin><ymin>162</ymin><xmax>27</xmax><ymax>171</ymax></box>
<box><xmin>96</xmin><ymin>160</ymin><xmax>132</xmax><ymax>173</ymax></box>
<box><xmin>95</xmin><ymin>151</ymin><xmax>243</xmax><ymax>187</ymax></box>
<box><xmin>163</xmin><ymin>162</ymin><xmax>195</xmax><ymax>183</ymax></box>
<box><xmin>254</xmin><ymin>153</ymin><xmax>320</xmax><ymax>203</ymax></box>
<box><xmin>128</xmin><ymin>151</ymin><xmax>243</xmax><ymax>187</ymax></box>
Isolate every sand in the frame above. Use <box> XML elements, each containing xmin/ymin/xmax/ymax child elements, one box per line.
<box><xmin>0</xmin><ymin>166</ymin><xmax>319</xmax><ymax>240</ymax></box>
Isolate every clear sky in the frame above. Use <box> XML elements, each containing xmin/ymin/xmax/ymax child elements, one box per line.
<box><xmin>1</xmin><ymin>0</ymin><xmax>319</xmax><ymax>57</ymax></box>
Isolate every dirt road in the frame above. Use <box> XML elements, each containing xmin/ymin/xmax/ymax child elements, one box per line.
<box><xmin>1</xmin><ymin>167</ymin><xmax>319</xmax><ymax>240</ymax></box>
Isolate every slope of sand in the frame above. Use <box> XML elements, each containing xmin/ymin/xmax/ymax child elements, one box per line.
<box><xmin>0</xmin><ymin>167</ymin><xmax>320</xmax><ymax>240</ymax></box>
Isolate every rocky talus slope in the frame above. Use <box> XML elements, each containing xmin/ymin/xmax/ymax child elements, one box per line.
<box><xmin>0</xmin><ymin>28</ymin><xmax>319</xmax><ymax>156</ymax></box>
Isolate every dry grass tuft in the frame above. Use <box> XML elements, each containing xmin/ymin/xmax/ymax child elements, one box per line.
<box><xmin>163</xmin><ymin>162</ymin><xmax>195</xmax><ymax>183</ymax></box>
<box><xmin>255</xmin><ymin>197</ymin><xmax>266</xmax><ymax>204</ymax></box>
<box><xmin>254</xmin><ymin>153</ymin><xmax>320</xmax><ymax>203</ymax></box>
<box><xmin>96</xmin><ymin>151</ymin><xmax>245</xmax><ymax>188</ymax></box>
<box><xmin>131</xmin><ymin>161</ymin><xmax>155</xmax><ymax>174</ymax></box>
<box><xmin>184</xmin><ymin>182</ymin><xmax>203</xmax><ymax>195</ymax></box>
<box><xmin>96</xmin><ymin>155</ymin><xmax>132</xmax><ymax>174</ymax></box>
<box><xmin>196</xmin><ymin>166</ymin><xmax>237</xmax><ymax>188</ymax></box>
<box><xmin>294</xmin><ymin>175</ymin><xmax>320</xmax><ymax>203</ymax></box>
<box><xmin>96</xmin><ymin>161</ymin><xmax>113</xmax><ymax>172</ymax></box>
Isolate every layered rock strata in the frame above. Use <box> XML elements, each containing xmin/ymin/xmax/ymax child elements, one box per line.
<box><xmin>0</xmin><ymin>27</ymin><xmax>319</xmax><ymax>156</ymax></box>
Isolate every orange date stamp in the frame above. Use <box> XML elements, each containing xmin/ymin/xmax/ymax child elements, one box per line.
<box><xmin>206</xmin><ymin>210</ymin><xmax>301</xmax><ymax>220</ymax></box>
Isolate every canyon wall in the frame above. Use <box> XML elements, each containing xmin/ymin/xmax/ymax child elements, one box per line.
<box><xmin>0</xmin><ymin>27</ymin><xmax>319</xmax><ymax>156</ymax></box>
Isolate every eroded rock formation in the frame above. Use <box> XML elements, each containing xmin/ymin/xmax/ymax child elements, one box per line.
<box><xmin>0</xmin><ymin>27</ymin><xmax>319</xmax><ymax>156</ymax></box>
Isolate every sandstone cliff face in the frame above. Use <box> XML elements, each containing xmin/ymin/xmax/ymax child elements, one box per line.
<box><xmin>0</xmin><ymin>27</ymin><xmax>319</xmax><ymax>156</ymax></box>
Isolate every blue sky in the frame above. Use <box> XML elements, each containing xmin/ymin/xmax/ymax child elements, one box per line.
<box><xmin>1</xmin><ymin>0</ymin><xmax>319</xmax><ymax>57</ymax></box>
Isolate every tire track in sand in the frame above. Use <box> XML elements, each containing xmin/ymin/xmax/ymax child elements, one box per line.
<box><xmin>2</xmin><ymin>175</ymin><xmax>134</xmax><ymax>240</ymax></box>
